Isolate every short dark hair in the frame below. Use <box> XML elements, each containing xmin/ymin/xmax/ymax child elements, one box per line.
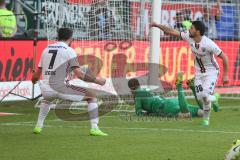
<box><xmin>128</xmin><ymin>78</ymin><xmax>140</xmax><ymax>90</ymax></box>
<box><xmin>57</xmin><ymin>28</ymin><xmax>73</xmax><ymax>41</ymax></box>
<box><xmin>192</xmin><ymin>21</ymin><xmax>205</xmax><ymax>36</ymax></box>
<box><xmin>0</xmin><ymin>0</ymin><xmax>5</xmax><ymax>6</ymax></box>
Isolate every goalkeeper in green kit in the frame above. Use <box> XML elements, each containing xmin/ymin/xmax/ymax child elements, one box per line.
<box><xmin>128</xmin><ymin>72</ymin><xmax>220</xmax><ymax>118</ymax></box>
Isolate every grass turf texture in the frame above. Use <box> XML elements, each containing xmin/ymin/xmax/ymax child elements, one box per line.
<box><xmin>0</xmin><ymin>99</ymin><xmax>240</xmax><ymax>160</ymax></box>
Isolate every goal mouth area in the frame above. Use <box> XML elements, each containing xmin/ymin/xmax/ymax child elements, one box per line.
<box><xmin>43</xmin><ymin>0</ymin><xmax>240</xmax><ymax>112</ymax></box>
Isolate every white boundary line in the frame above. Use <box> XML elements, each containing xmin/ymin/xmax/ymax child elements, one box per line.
<box><xmin>1</xmin><ymin>120</ymin><xmax>240</xmax><ymax>134</ymax></box>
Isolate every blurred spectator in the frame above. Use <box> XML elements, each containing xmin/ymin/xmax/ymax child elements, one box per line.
<box><xmin>197</xmin><ymin>0</ymin><xmax>223</xmax><ymax>39</ymax></box>
<box><xmin>88</xmin><ymin>0</ymin><xmax>115</xmax><ymax>40</ymax></box>
<box><xmin>174</xmin><ymin>10</ymin><xmax>192</xmax><ymax>32</ymax></box>
<box><xmin>182</xmin><ymin>8</ymin><xmax>192</xmax><ymax>21</ymax></box>
<box><xmin>0</xmin><ymin>0</ymin><xmax>16</xmax><ymax>38</ymax></box>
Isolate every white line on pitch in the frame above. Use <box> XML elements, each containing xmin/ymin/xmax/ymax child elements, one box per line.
<box><xmin>1</xmin><ymin>121</ymin><xmax>240</xmax><ymax>134</ymax></box>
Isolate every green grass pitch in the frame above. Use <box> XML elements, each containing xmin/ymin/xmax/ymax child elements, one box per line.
<box><xmin>0</xmin><ymin>99</ymin><xmax>240</xmax><ymax>160</ymax></box>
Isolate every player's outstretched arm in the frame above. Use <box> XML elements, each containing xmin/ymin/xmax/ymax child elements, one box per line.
<box><xmin>73</xmin><ymin>67</ymin><xmax>106</xmax><ymax>86</ymax></box>
<box><xmin>150</xmin><ymin>22</ymin><xmax>181</xmax><ymax>38</ymax></box>
<box><xmin>218</xmin><ymin>52</ymin><xmax>229</xmax><ymax>85</ymax></box>
<box><xmin>31</xmin><ymin>68</ymin><xmax>42</xmax><ymax>84</ymax></box>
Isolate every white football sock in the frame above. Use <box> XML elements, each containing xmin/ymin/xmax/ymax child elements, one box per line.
<box><xmin>203</xmin><ymin>102</ymin><xmax>211</xmax><ymax>120</ymax></box>
<box><xmin>203</xmin><ymin>110</ymin><xmax>210</xmax><ymax>120</ymax></box>
<box><xmin>35</xmin><ymin>103</ymin><xmax>51</xmax><ymax>129</ymax></box>
<box><xmin>88</xmin><ymin>102</ymin><xmax>99</xmax><ymax>129</ymax></box>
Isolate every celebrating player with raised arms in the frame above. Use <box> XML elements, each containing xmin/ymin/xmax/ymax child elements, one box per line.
<box><xmin>151</xmin><ymin>21</ymin><xmax>228</xmax><ymax>125</ymax></box>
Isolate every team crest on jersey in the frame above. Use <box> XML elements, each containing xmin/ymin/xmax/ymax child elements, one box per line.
<box><xmin>201</xmin><ymin>47</ymin><xmax>206</xmax><ymax>52</ymax></box>
<box><xmin>195</xmin><ymin>43</ymin><xmax>200</xmax><ymax>49</ymax></box>
<box><xmin>211</xmin><ymin>82</ymin><xmax>215</xmax><ymax>86</ymax></box>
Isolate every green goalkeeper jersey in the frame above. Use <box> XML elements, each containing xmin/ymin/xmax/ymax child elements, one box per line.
<box><xmin>134</xmin><ymin>88</ymin><xmax>199</xmax><ymax>117</ymax></box>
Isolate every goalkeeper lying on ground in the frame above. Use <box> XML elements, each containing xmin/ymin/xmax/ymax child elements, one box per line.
<box><xmin>128</xmin><ymin>72</ymin><xmax>220</xmax><ymax>118</ymax></box>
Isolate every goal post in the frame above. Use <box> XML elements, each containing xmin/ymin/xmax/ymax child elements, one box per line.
<box><xmin>148</xmin><ymin>0</ymin><xmax>162</xmax><ymax>91</ymax></box>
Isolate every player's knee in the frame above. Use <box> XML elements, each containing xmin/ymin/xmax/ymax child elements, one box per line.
<box><xmin>201</xmin><ymin>90</ymin><xmax>209</xmax><ymax>98</ymax></box>
<box><xmin>202</xmin><ymin>92</ymin><xmax>211</xmax><ymax>104</ymax></box>
<box><xmin>197</xmin><ymin>91</ymin><xmax>210</xmax><ymax>103</ymax></box>
<box><xmin>197</xmin><ymin>109</ymin><xmax>204</xmax><ymax>117</ymax></box>
<box><xmin>202</xmin><ymin>97</ymin><xmax>211</xmax><ymax>110</ymax></box>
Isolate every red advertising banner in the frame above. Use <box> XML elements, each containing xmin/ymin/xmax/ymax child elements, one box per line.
<box><xmin>0</xmin><ymin>40</ymin><xmax>46</xmax><ymax>82</ymax></box>
<box><xmin>0</xmin><ymin>40</ymin><xmax>239</xmax><ymax>87</ymax></box>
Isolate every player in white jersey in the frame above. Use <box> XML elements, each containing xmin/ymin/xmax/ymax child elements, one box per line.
<box><xmin>151</xmin><ymin>21</ymin><xmax>229</xmax><ymax>126</ymax></box>
<box><xmin>31</xmin><ymin>28</ymin><xmax>108</xmax><ymax>136</ymax></box>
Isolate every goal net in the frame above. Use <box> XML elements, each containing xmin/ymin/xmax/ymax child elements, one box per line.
<box><xmin>43</xmin><ymin>0</ymin><xmax>240</xmax><ymax>114</ymax></box>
